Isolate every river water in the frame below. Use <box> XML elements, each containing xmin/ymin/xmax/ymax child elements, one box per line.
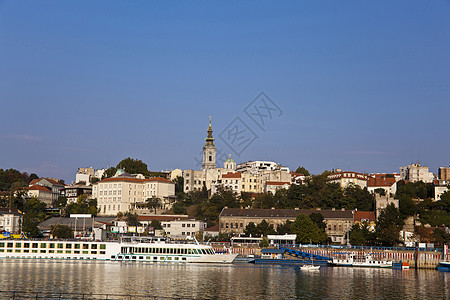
<box><xmin>0</xmin><ymin>259</ymin><xmax>448</xmax><ymax>299</ymax></box>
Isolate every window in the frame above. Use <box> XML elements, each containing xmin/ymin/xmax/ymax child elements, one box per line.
<box><xmin>192</xmin><ymin>224</ymin><xmax>195</xmax><ymax>228</ymax></box>
<box><xmin>187</xmin><ymin>224</ymin><xmax>190</xmax><ymax>227</ymax></box>
<box><xmin>182</xmin><ymin>224</ymin><xmax>185</xmax><ymax>227</ymax></box>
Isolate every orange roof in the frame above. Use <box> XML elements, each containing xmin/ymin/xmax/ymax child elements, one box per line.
<box><xmin>266</xmin><ymin>181</ymin><xmax>290</xmax><ymax>186</ymax></box>
<box><xmin>354</xmin><ymin>211</ymin><xmax>376</xmax><ymax>222</ymax></box>
<box><xmin>27</xmin><ymin>185</ymin><xmax>51</xmax><ymax>192</ymax></box>
<box><xmin>100</xmin><ymin>177</ymin><xmax>146</xmax><ymax>183</ymax></box>
<box><xmin>146</xmin><ymin>177</ymin><xmax>173</xmax><ymax>184</ymax></box>
<box><xmin>222</xmin><ymin>172</ymin><xmax>241</xmax><ymax>179</ymax></box>
<box><xmin>367</xmin><ymin>176</ymin><xmax>396</xmax><ymax>187</ymax></box>
<box><xmin>30</xmin><ymin>179</ymin><xmax>40</xmax><ymax>185</ymax></box>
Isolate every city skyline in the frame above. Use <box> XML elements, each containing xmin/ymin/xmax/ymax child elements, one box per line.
<box><xmin>1</xmin><ymin>1</ymin><xmax>449</xmax><ymax>182</ymax></box>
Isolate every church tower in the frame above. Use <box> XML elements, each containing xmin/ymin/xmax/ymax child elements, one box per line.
<box><xmin>202</xmin><ymin>116</ymin><xmax>216</xmax><ymax>170</ymax></box>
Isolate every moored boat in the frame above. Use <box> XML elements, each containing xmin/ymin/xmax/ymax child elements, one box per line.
<box><xmin>299</xmin><ymin>265</ymin><xmax>320</xmax><ymax>271</ymax></box>
<box><xmin>0</xmin><ymin>236</ymin><xmax>237</xmax><ymax>264</ymax></box>
<box><xmin>332</xmin><ymin>253</ymin><xmax>392</xmax><ymax>268</ymax></box>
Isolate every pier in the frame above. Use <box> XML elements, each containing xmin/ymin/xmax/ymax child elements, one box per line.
<box><xmin>217</xmin><ymin>245</ymin><xmax>449</xmax><ymax>269</ymax></box>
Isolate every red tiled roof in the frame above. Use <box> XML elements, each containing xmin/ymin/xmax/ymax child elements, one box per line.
<box><xmin>30</xmin><ymin>179</ymin><xmax>40</xmax><ymax>185</ymax></box>
<box><xmin>100</xmin><ymin>177</ymin><xmax>146</xmax><ymax>183</ymax></box>
<box><xmin>204</xmin><ymin>224</ymin><xmax>220</xmax><ymax>232</ymax></box>
<box><xmin>266</xmin><ymin>181</ymin><xmax>290</xmax><ymax>186</ymax></box>
<box><xmin>27</xmin><ymin>185</ymin><xmax>51</xmax><ymax>192</ymax></box>
<box><xmin>137</xmin><ymin>215</ymin><xmax>189</xmax><ymax>221</ymax></box>
<box><xmin>146</xmin><ymin>177</ymin><xmax>173</xmax><ymax>184</ymax></box>
<box><xmin>367</xmin><ymin>176</ymin><xmax>396</xmax><ymax>187</ymax></box>
<box><xmin>222</xmin><ymin>172</ymin><xmax>242</xmax><ymax>179</ymax></box>
<box><xmin>354</xmin><ymin>211</ymin><xmax>376</xmax><ymax>222</ymax></box>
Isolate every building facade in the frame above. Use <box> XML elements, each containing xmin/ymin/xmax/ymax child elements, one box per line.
<box><xmin>29</xmin><ymin>178</ymin><xmax>65</xmax><ymax>205</ymax></box>
<box><xmin>161</xmin><ymin>219</ymin><xmax>207</xmax><ymax>240</ymax></box>
<box><xmin>27</xmin><ymin>185</ymin><xmax>53</xmax><ymax>206</ymax></box>
<box><xmin>327</xmin><ymin>171</ymin><xmax>369</xmax><ymax>189</ymax></box>
<box><xmin>0</xmin><ymin>208</ymin><xmax>22</xmax><ymax>234</ymax></box>
<box><xmin>92</xmin><ymin>176</ymin><xmax>175</xmax><ymax>216</ymax></box>
<box><xmin>218</xmin><ymin>208</ymin><xmax>354</xmax><ymax>244</ymax></box>
<box><xmin>439</xmin><ymin>167</ymin><xmax>450</xmax><ymax>181</ymax></box>
<box><xmin>400</xmin><ymin>163</ymin><xmax>434</xmax><ymax>183</ymax></box>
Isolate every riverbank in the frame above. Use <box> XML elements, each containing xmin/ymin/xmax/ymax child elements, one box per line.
<box><xmin>215</xmin><ymin>245</ymin><xmax>448</xmax><ymax>269</ymax></box>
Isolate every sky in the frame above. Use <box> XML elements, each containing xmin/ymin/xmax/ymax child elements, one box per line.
<box><xmin>0</xmin><ymin>1</ymin><xmax>449</xmax><ymax>183</ymax></box>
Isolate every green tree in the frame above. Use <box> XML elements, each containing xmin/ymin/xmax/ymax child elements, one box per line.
<box><xmin>23</xmin><ymin>197</ymin><xmax>47</xmax><ymax>222</ymax></box>
<box><xmin>65</xmin><ymin>195</ymin><xmax>97</xmax><ymax>216</ymax></box>
<box><xmin>256</xmin><ymin>220</ymin><xmax>276</xmax><ymax>236</ymax></box>
<box><xmin>103</xmin><ymin>167</ymin><xmax>117</xmax><ymax>179</ymax></box>
<box><xmin>146</xmin><ymin>197</ymin><xmax>161</xmax><ymax>214</ymax></box>
<box><xmin>292</xmin><ymin>214</ymin><xmax>327</xmax><ymax>244</ymax></box>
<box><xmin>349</xmin><ymin>222</ymin><xmax>373</xmax><ymax>246</ymax></box>
<box><xmin>295</xmin><ymin>166</ymin><xmax>310</xmax><ymax>176</ymax></box>
<box><xmin>309</xmin><ymin>212</ymin><xmax>326</xmax><ymax>231</ymax></box>
<box><xmin>277</xmin><ymin>220</ymin><xmax>293</xmax><ymax>235</ymax></box>
<box><xmin>55</xmin><ymin>196</ymin><xmax>68</xmax><ymax>209</ymax></box>
<box><xmin>22</xmin><ymin>212</ymin><xmax>41</xmax><ymax>238</ymax></box>
<box><xmin>375</xmin><ymin>203</ymin><xmax>404</xmax><ymax>246</ymax></box>
<box><xmin>116</xmin><ymin>157</ymin><xmax>150</xmax><ymax>176</ymax></box>
<box><xmin>244</xmin><ymin>222</ymin><xmax>258</xmax><ymax>236</ymax></box>
<box><xmin>150</xmin><ymin>220</ymin><xmax>163</xmax><ymax>230</ymax></box>
<box><xmin>124</xmin><ymin>212</ymin><xmax>141</xmax><ymax>227</ymax></box>
<box><xmin>51</xmin><ymin>225</ymin><xmax>73</xmax><ymax>238</ymax></box>
<box><xmin>253</xmin><ymin>193</ymin><xmax>277</xmax><ymax>209</ymax></box>
<box><xmin>259</xmin><ymin>237</ymin><xmax>269</xmax><ymax>247</ymax></box>
<box><xmin>173</xmin><ymin>176</ymin><xmax>185</xmax><ymax>200</ymax></box>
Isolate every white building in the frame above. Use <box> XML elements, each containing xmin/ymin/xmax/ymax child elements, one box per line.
<box><xmin>434</xmin><ymin>180</ymin><xmax>449</xmax><ymax>201</ymax></box>
<box><xmin>27</xmin><ymin>185</ymin><xmax>53</xmax><ymax>207</ymax></box>
<box><xmin>327</xmin><ymin>171</ymin><xmax>369</xmax><ymax>189</ymax></box>
<box><xmin>367</xmin><ymin>174</ymin><xmax>400</xmax><ymax>197</ymax></box>
<box><xmin>92</xmin><ymin>176</ymin><xmax>175</xmax><ymax>216</ymax></box>
<box><xmin>400</xmin><ymin>163</ymin><xmax>434</xmax><ymax>183</ymax></box>
<box><xmin>161</xmin><ymin>219</ymin><xmax>207</xmax><ymax>240</ymax></box>
<box><xmin>236</xmin><ymin>161</ymin><xmax>290</xmax><ymax>174</ymax></box>
<box><xmin>265</xmin><ymin>181</ymin><xmax>291</xmax><ymax>194</ymax></box>
<box><xmin>0</xmin><ymin>208</ymin><xmax>22</xmax><ymax>234</ymax></box>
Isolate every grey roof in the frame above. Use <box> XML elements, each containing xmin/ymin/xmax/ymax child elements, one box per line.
<box><xmin>260</xmin><ymin>248</ymin><xmax>286</xmax><ymax>254</ymax></box>
<box><xmin>39</xmin><ymin>217</ymin><xmax>116</xmax><ymax>231</ymax></box>
<box><xmin>219</xmin><ymin>208</ymin><xmax>353</xmax><ymax>219</ymax></box>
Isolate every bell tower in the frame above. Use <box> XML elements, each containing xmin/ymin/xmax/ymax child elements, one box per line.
<box><xmin>202</xmin><ymin>116</ymin><xmax>216</xmax><ymax>170</ymax></box>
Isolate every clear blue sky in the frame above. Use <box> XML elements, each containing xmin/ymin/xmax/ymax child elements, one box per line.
<box><xmin>1</xmin><ymin>1</ymin><xmax>449</xmax><ymax>182</ymax></box>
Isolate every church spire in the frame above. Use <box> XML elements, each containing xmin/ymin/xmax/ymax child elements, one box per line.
<box><xmin>205</xmin><ymin>115</ymin><xmax>215</xmax><ymax>147</ymax></box>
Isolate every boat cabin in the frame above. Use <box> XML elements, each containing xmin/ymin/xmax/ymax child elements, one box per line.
<box><xmin>260</xmin><ymin>248</ymin><xmax>285</xmax><ymax>259</ymax></box>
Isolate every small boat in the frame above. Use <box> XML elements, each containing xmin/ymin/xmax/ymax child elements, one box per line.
<box><xmin>392</xmin><ymin>261</ymin><xmax>409</xmax><ymax>270</ymax></box>
<box><xmin>437</xmin><ymin>261</ymin><xmax>450</xmax><ymax>272</ymax></box>
<box><xmin>299</xmin><ymin>265</ymin><xmax>320</xmax><ymax>271</ymax></box>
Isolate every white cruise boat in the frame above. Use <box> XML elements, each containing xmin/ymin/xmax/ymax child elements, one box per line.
<box><xmin>332</xmin><ymin>253</ymin><xmax>392</xmax><ymax>268</ymax></box>
<box><xmin>0</xmin><ymin>236</ymin><xmax>237</xmax><ymax>264</ymax></box>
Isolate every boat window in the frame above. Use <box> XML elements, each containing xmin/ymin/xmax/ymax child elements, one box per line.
<box><xmin>0</xmin><ymin>243</ymin><xmax>4</xmax><ymax>247</ymax></box>
<box><xmin>74</xmin><ymin>244</ymin><xmax>80</xmax><ymax>249</ymax></box>
<box><xmin>65</xmin><ymin>251</ymin><xmax>71</xmax><ymax>254</ymax></box>
<box><xmin>40</xmin><ymin>243</ymin><xmax>46</xmax><ymax>248</ymax></box>
<box><xmin>139</xmin><ymin>256</ymin><xmax>144</xmax><ymax>260</ymax></box>
<box><xmin>118</xmin><ymin>256</ymin><xmax>122</xmax><ymax>259</ymax></box>
<box><xmin>91</xmin><ymin>251</ymin><xmax>97</xmax><ymax>254</ymax></box>
<box><xmin>170</xmin><ymin>248</ymin><xmax>174</xmax><ymax>254</ymax></box>
<box><xmin>15</xmin><ymin>243</ymin><xmax>21</xmax><ymax>248</ymax></box>
<box><xmin>100</xmin><ymin>244</ymin><xmax>106</xmax><ymax>249</ymax></box>
<box><xmin>91</xmin><ymin>244</ymin><xmax>97</xmax><ymax>249</ymax></box>
<box><xmin>182</xmin><ymin>257</ymin><xmax>186</xmax><ymax>261</ymax></box>
<box><xmin>193</xmin><ymin>249</ymin><xmax>198</xmax><ymax>254</ymax></box>
<box><xmin>125</xmin><ymin>256</ymin><xmax>130</xmax><ymax>259</ymax></box>
<box><xmin>57</xmin><ymin>244</ymin><xmax>63</xmax><ymax>249</ymax></box>
<box><xmin>74</xmin><ymin>251</ymin><xmax>80</xmax><ymax>254</ymax></box>
<box><xmin>66</xmin><ymin>244</ymin><xmax>72</xmax><ymax>249</ymax></box>
<box><xmin>32</xmin><ymin>243</ymin><xmax>38</xmax><ymax>248</ymax></box>
<box><xmin>153</xmin><ymin>257</ymin><xmax>157</xmax><ymax>260</ymax></box>
<box><xmin>83</xmin><ymin>244</ymin><xmax>89</xmax><ymax>249</ymax></box>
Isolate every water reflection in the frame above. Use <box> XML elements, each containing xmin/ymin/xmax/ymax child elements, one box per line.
<box><xmin>0</xmin><ymin>259</ymin><xmax>448</xmax><ymax>299</ymax></box>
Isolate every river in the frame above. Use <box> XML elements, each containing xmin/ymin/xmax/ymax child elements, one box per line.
<box><xmin>0</xmin><ymin>259</ymin><xmax>448</xmax><ymax>299</ymax></box>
